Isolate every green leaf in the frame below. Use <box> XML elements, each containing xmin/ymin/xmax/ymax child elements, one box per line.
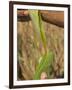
<box><xmin>28</xmin><ymin>10</ymin><xmax>47</xmax><ymax>53</ymax></box>
<box><xmin>38</xmin><ymin>12</ymin><xmax>47</xmax><ymax>53</ymax></box>
<box><xmin>33</xmin><ymin>51</ymin><xmax>54</xmax><ymax>80</ymax></box>
<box><xmin>28</xmin><ymin>10</ymin><xmax>40</xmax><ymax>36</ymax></box>
<box><xmin>28</xmin><ymin>10</ymin><xmax>55</xmax><ymax>80</ymax></box>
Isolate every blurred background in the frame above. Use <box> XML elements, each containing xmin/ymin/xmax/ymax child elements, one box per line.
<box><xmin>17</xmin><ymin>10</ymin><xmax>64</xmax><ymax>80</ymax></box>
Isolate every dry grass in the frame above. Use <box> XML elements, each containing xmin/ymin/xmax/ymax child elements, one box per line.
<box><xmin>17</xmin><ymin>19</ymin><xmax>64</xmax><ymax>80</ymax></box>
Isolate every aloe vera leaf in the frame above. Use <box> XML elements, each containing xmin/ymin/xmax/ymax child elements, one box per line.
<box><xmin>34</xmin><ymin>51</ymin><xmax>54</xmax><ymax>80</ymax></box>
